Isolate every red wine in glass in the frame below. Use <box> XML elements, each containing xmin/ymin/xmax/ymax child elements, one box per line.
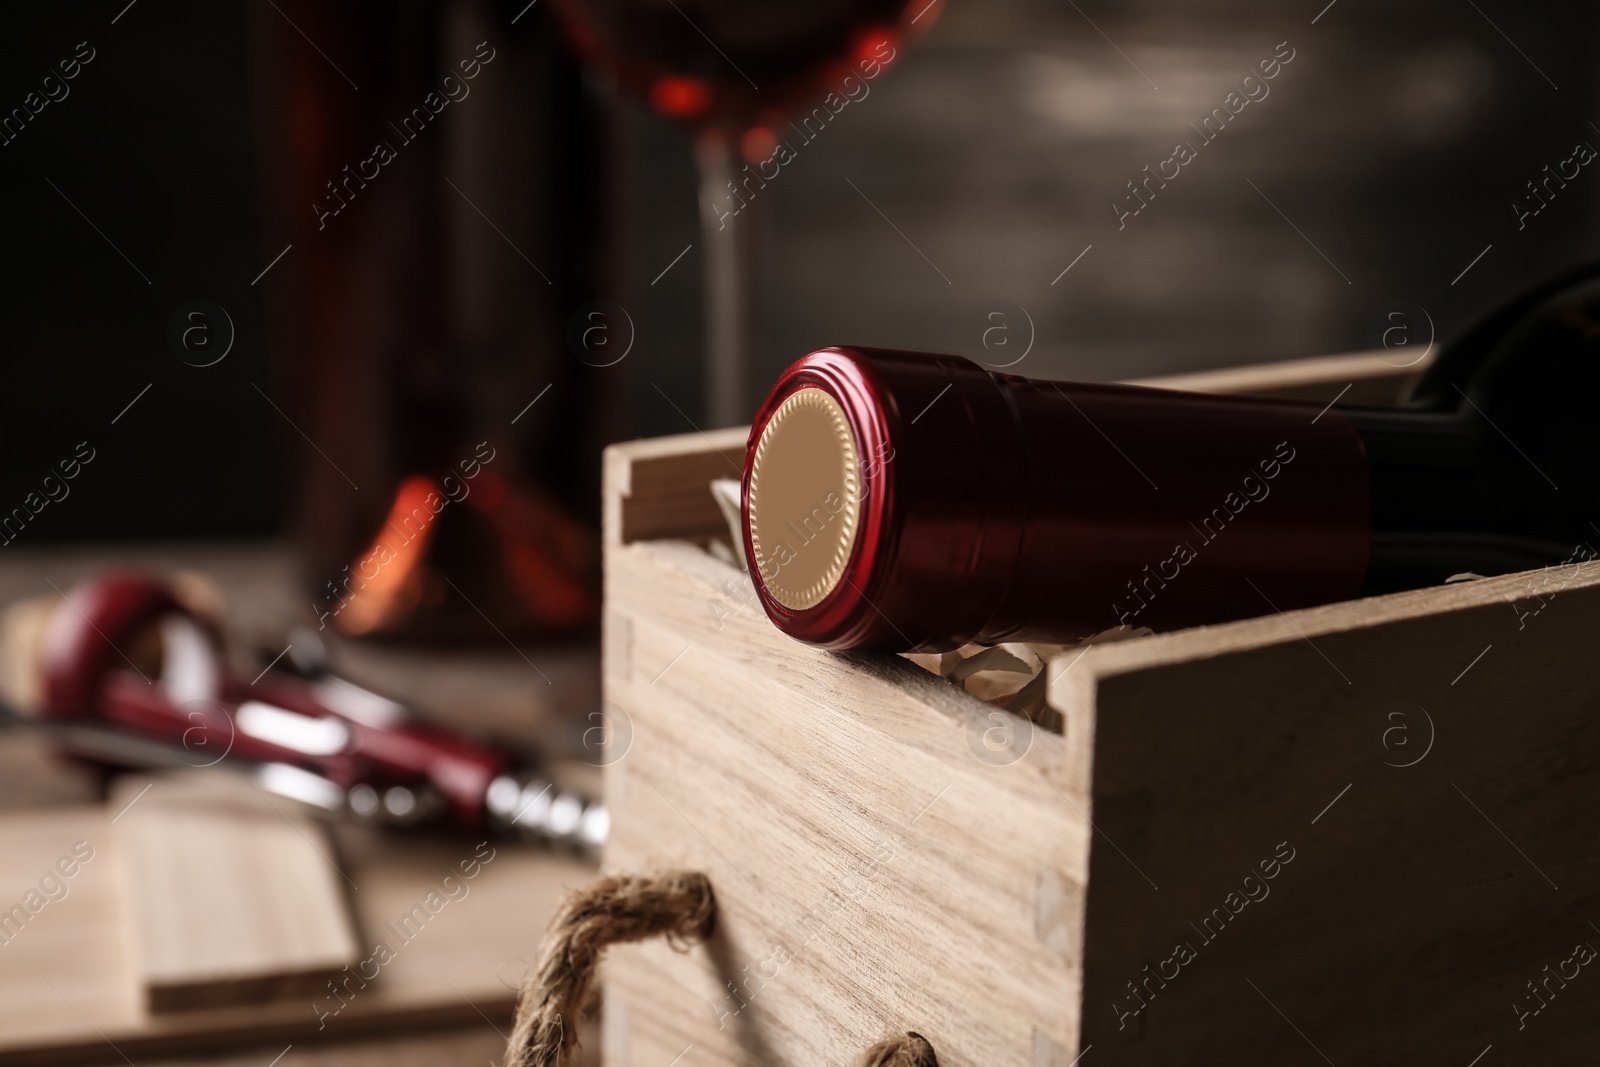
<box><xmin>550</xmin><ymin>0</ymin><xmax>942</xmax><ymax>425</ymax></box>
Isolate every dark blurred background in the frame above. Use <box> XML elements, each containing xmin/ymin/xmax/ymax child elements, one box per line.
<box><xmin>0</xmin><ymin>0</ymin><xmax>1595</xmax><ymax>557</ymax></box>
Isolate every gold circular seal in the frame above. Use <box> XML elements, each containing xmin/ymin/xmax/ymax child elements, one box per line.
<box><xmin>747</xmin><ymin>388</ymin><xmax>862</xmax><ymax>610</ymax></box>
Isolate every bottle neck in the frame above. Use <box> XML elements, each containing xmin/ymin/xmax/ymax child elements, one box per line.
<box><xmin>1343</xmin><ymin>406</ymin><xmax>1590</xmax><ymax>591</ymax></box>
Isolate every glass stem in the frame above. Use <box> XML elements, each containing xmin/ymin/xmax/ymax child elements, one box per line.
<box><xmin>697</xmin><ymin>129</ymin><xmax>759</xmax><ymax>428</ymax></box>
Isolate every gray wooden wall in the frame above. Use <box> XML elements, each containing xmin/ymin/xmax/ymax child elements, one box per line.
<box><xmin>621</xmin><ymin>0</ymin><xmax>1600</xmax><ymax>433</ymax></box>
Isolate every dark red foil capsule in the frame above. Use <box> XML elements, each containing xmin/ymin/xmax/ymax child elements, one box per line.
<box><xmin>740</xmin><ymin>347</ymin><xmax>1371</xmax><ymax>651</ymax></box>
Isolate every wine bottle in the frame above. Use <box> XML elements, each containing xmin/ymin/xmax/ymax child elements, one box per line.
<box><xmin>740</xmin><ymin>263</ymin><xmax>1600</xmax><ymax>651</ymax></box>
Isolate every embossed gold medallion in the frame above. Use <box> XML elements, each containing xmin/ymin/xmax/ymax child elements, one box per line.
<box><xmin>747</xmin><ymin>388</ymin><xmax>862</xmax><ymax>610</ymax></box>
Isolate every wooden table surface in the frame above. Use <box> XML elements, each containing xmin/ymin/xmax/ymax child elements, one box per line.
<box><xmin>0</xmin><ymin>542</ymin><xmax>601</xmax><ymax>1067</ymax></box>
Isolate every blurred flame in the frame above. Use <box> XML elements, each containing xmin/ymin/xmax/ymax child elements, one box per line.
<box><xmin>335</xmin><ymin>468</ymin><xmax>597</xmax><ymax>639</ymax></box>
<box><xmin>335</xmin><ymin>475</ymin><xmax>438</xmax><ymax>636</ymax></box>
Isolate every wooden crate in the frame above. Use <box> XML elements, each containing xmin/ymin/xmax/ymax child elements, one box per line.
<box><xmin>600</xmin><ymin>353</ymin><xmax>1600</xmax><ymax>1066</ymax></box>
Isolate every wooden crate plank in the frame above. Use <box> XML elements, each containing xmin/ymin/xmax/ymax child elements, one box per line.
<box><xmin>603</xmin><ymin>537</ymin><xmax>1088</xmax><ymax>1067</ymax></box>
<box><xmin>1127</xmin><ymin>347</ymin><xmax>1425</xmax><ymax>403</ymax></box>
<box><xmin>1054</xmin><ymin>563</ymin><xmax>1600</xmax><ymax>1063</ymax></box>
<box><xmin>604</xmin><ymin>427</ymin><xmax>748</xmax><ymax>548</ymax></box>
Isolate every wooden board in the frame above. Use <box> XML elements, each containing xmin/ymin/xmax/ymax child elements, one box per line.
<box><xmin>601</xmin><ymin>418</ymin><xmax>1088</xmax><ymax>1067</ymax></box>
<box><xmin>0</xmin><ymin>792</ymin><xmax>595</xmax><ymax>1065</ymax></box>
<box><xmin>109</xmin><ymin>775</ymin><xmax>360</xmax><ymax>1013</ymax></box>
<box><xmin>1126</xmin><ymin>346</ymin><xmax>1429</xmax><ymax>404</ymax></box>
<box><xmin>601</xmin><ymin>428</ymin><xmax>747</xmax><ymax>548</ymax></box>
<box><xmin>1056</xmin><ymin>562</ymin><xmax>1600</xmax><ymax>1064</ymax></box>
<box><xmin>603</xmin><ymin>536</ymin><xmax>1086</xmax><ymax>1067</ymax></box>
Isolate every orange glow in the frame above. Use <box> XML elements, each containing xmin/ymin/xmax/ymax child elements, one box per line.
<box><xmin>741</xmin><ymin>126</ymin><xmax>779</xmax><ymax>165</ymax></box>
<box><xmin>650</xmin><ymin>76</ymin><xmax>712</xmax><ymax>119</ymax></box>
<box><xmin>335</xmin><ymin>475</ymin><xmax>439</xmax><ymax>636</ymax></box>
<box><xmin>854</xmin><ymin>29</ymin><xmax>899</xmax><ymax>68</ymax></box>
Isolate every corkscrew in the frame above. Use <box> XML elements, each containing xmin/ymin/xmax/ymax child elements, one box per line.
<box><xmin>13</xmin><ymin>573</ymin><xmax>605</xmax><ymax>851</ymax></box>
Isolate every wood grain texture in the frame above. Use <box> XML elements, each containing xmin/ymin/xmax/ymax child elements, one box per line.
<box><xmin>1126</xmin><ymin>347</ymin><xmax>1427</xmax><ymax>404</ymax></box>
<box><xmin>108</xmin><ymin>775</ymin><xmax>360</xmax><ymax>1013</ymax></box>
<box><xmin>1049</xmin><ymin>560</ymin><xmax>1600</xmax><ymax>1064</ymax></box>
<box><xmin>603</xmin><ymin>538</ymin><xmax>1087</xmax><ymax>1067</ymax></box>
<box><xmin>604</xmin><ymin>427</ymin><xmax>747</xmax><ymax>548</ymax></box>
<box><xmin>0</xmin><ymin>795</ymin><xmax>595</xmax><ymax>1065</ymax></box>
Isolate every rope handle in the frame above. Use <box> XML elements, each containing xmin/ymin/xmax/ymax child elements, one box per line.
<box><xmin>503</xmin><ymin>870</ymin><xmax>937</xmax><ymax>1067</ymax></box>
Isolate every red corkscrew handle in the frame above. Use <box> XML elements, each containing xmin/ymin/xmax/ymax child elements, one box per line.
<box><xmin>37</xmin><ymin>573</ymin><xmax>510</xmax><ymax>831</ymax></box>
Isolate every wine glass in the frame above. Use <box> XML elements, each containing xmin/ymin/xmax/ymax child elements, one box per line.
<box><xmin>550</xmin><ymin>0</ymin><xmax>942</xmax><ymax>425</ymax></box>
